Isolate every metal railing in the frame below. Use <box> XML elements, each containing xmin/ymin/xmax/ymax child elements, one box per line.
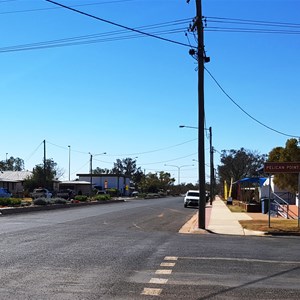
<box><xmin>271</xmin><ymin>192</ymin><xmax>298</xmax><ymax>219</ymax></box>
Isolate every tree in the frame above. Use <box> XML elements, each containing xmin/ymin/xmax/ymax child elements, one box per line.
<box><xmin>138</xmin><ymin>171</ymin><xmax>175</xmax><ymax>193</ymax></box>
<box><xmin>112</xmin><ymin>158</ymin><xmax>138</xmax><ymax>176</ymax></box>
<box><xmin>0</xmin><ymin>156</ymin><xmax>24</xmax><ymax>171</ymax></box>
<box><xmin>268</xmin><ymin>138</ymin><xmax>300</xmax><ymax>192</ymax></box>
<box><xmin>93</xmin><ymin>167</ymin><xmax>111</xmax><ymax>174</ymax></box>
<box><xmin>111</xmin><ymin>157</ymin><xmax>144</xmax><ymax>188</ymax></box>
<box><xmin>218</xmin><ymin>148</ymin><xmax>267</xmax><ymax>197</ymax></box>
<box><xmin>23</xmin><ymin>159</ymin><xmax>61</xmax><ymax>191</ymax></box>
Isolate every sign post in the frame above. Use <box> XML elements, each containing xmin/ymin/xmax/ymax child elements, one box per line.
<box><xmin>264</xmin><ymin>162</ymin><xmax>300</xmax><ymax>228</ymax></box>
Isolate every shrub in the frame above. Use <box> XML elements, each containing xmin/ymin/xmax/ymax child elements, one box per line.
<box><xmin>106</xmin><ymin>188</ymin><xmax>118</xmax><ymax>197</ymax></box>
<box><xmin>94</xmin><ymin>194</ymin><xmax>111</xmax><ymax>201</ymax></box>
<box><xmin>0</xmin><ymin>198</ymin><xmax>22</xmax><ymax>207</ymax></box>
<box><xmin>74</xmin><ymin>195</ymin><xmax>88</xmax><ymax>202</ymax></box>
<box><xmin>21</xmin><ymin>200</ymin><xmax>31</xmax><ymax>207</ymax></box>
<box><xmin>33</xmin><ymin>198</ymin><xmax>49</xmax><ymax>206</ymax></box>
<box><xmin>53</xmin><ymin>198</ymin><xmax>68</xmax><ymax>204</ymax></box>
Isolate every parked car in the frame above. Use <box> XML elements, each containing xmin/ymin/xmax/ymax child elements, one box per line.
<box><xmin>31</xmin><ymin>188</ymin><xmax>52</xmax><ymax>199</ymax></box>
<box><xmin>184</xmin><ymin>190</ymin><xmax>200</xmax><ymax>208</ymax></box>
<box><xmin>0</xmin><ymin>187</ymin><xmax>12</xmax><ymax>198</ymax></box>
<box><xmin>56</xmin><ymin>189</ymin><xmax>75</xmax><ymax>200</ymax></box>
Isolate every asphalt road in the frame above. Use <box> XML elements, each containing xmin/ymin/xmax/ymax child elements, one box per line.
<box><xmin>0</xmin><ymin>197</ymin><xmax>299</xmax><ymax>299</ymax></box>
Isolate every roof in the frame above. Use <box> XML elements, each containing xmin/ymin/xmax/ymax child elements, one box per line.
<box><xmin>236</xmin><ymin>177</ymin><xmax>267</xmax><ymax>187</ymax></box>
<box><xmin>60</xmin><ymin>180</ymin><xmax>90</xmax><ymax>185</ymax></box>
<box><xmin>77</xmin><ymin>173</ymin><xmax>131</xmax><ymax>178</ymax></box>
<box><xmin>0</xmin><ymin>171</ymin><xmax>32</xmax><ymax>182</ymax></box>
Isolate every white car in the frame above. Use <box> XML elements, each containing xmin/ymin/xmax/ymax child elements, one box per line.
<box><xmin>184</xmin><ymin>190</ymin><xmax>200</xmax><ymax>208</ymax></box>
<box><xmin>31</xmin><ymin>188</ymin><xmax>52</xmax><ymax>199</ymax></box>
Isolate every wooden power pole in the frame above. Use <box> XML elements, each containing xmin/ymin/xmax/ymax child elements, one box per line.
<box><xmin>191</xmin><ymin>0</ymin><xmax>206</xmax><ymax>229</ymax></box>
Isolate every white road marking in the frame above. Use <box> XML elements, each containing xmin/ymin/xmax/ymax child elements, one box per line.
<box><xmin>155</xmin><ymin>269</ymin><xmax>172</xmax><ymax>275</ymax></box>
<box><xmin>132</xmin><ymin>223</ymin><xmax>142</xmax><ymax>229</ymax></box>
<box><xmin>141</xmin><ymin>288</ymin><xmax>162</xmax><ymax>296</ymax></box>
<box><xmin>149</xmin><ymin>278</ymin><xmax>168</xmax><ymax>284</ymax></box>
<box><xmin>160</xmin><ymin>262</ymin><xmax>176</xmax><ymax>267</ymax></box>
<box><xmin>164</xmin><ymin>256</ymin><xmax>178</xmax><ymax>261</ymax></box>
<box><xmin>180</xmin><ymin>256</ymin><xmax>300</xmax><ymax>264</ymax></box>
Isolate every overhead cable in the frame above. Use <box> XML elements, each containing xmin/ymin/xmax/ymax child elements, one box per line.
<box><xmin>204</xmin><ymin>67</ymin><xmax>299</xmax><ymax>138</ymax></box>
<box><xmin>46</xmin><ymin>0</ymin><xmax>193</xmax><ymax>48</ymax></box>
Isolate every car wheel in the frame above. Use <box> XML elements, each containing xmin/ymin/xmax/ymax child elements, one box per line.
<box><xmin>184</xmin><ymin>203</ymin><xmax>187</xmax><ymax>208</ymax></box>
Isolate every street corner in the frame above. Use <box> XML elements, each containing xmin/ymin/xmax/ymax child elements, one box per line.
<box><xmin>179</xmin><ymin>212</ymin><xmax>210</xmax><ymax>234</ymax></box>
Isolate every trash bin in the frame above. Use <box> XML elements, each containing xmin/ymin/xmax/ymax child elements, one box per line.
<box><xmin>261</xmin><ymin>197</ymin><xmax>269</xmax><ymax>214</ymax></box>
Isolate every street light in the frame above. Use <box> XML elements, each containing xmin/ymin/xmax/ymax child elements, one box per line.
<box><xmin>68</xmin><ymin>145</ymin><xmax>71</xmax><ymax>181</ymax></box>
<box><xmin>179</xmin><ymin>125</ymin><xmax>198</xmax><ymax>129</ymax></box>
<box><xmin>89</xmin><ymin>152</ymin><xmax>106</xmax><ymax>195</ymax></box>
<box><xmin>164</xmin><ymin>164</ymin><xmax>194</xmax><ymax>185</ymax></box>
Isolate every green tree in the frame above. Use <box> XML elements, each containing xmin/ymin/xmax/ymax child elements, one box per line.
<box><xmin>218</xmin><ymin>148</ymin><xmax>267</xmax><ymax>198</ymax></box>
<box><xmin>268</xmin><ymin>138</ymin><xmax>300</xmax><ymax>192</ymax></box>
<box><xmin>138</xmin><ymin>171</ymin><xmax>175</xmax><ymax>193</ymax></box>
<box><xmin>112</xmin><ymin>158</ymin><xmax>138</xmax><ymax>176</ymax></box>
<box><xmin>0</xmin><ymin>156</ymin><xmax>24</xmax><ymax>171</ymax></box>
<box><xmin>93</xmin><ymin>167</ymin><xmax>111</xmax><ymax>174</ymax></box>
<box><xmin>24</xmin><ymin>159</ymin><xmax>60</xmax><ymax>191</ymax></box>
<box><xmin>111</xmin><ymin>157</ymin><xmax>143</xmax><ymax>188</ymax></box>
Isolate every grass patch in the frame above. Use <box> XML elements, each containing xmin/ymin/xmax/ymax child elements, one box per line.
<box><xmin>224</xmin><ymin>200</ymin><xmax>246</xmax><ymax>213</ymax></box>
<box><xmin>239</xmin><ymin>219</ymin><xmax>300</xmax><ymax>234</ymax></box>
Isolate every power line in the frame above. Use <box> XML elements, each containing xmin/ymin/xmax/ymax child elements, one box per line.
<box><xmin>204</xmin><ymin>67</ymin><xmax>299</xmax><ymax>138</ymax></box>
<box><xmin>0</xmin><ymin>18</ymin><xmax>190</xmax><ymax>53</ymax></box>
<box><xmin>205</xmin><ymin>27</ymin><xmax>300</xmax><ymax>35</ymax></box>
<box><xmin>0</xmin><ymin>28</ymin><xmax>188</xmax><ymax>53</ymax></box>
<box><xmin>46</xmin><ymin>0</ymin><xmax>192</xmax><ymax>48</ymax></box>
<box><xmin>45</xmin><ymin>138</ymin><xmax>197</xmax><ymax>157</ymax></box>
<box><xmin>204</xmin><ymin>16</ymin><xmax>300</xmax><ymax>35</ymax></box>
<box><xmin>107</xmin><ymin>139</ymin><xmax>197</xmax><ymax>156</ymax></box>
<box><xmin>205</xmin><ymin>16</ymin><xmax>300</xmax><ymax>28</ymax></box>
<box><xmin>24</xmin><ymin>141</ymin><xmax>44</xmax><ymax>162</ymax></box>
<box><xmin>0</xmin><ymin>0</ymin><xmax>136</xmax><ymax>15</ymax></box>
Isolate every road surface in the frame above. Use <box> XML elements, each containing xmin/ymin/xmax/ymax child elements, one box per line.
<box><xmin>0</xmin><ymin>197</ymin><xmax>299</xmax><ymax>299</ymax></box>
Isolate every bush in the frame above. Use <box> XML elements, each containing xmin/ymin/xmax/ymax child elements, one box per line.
<box><xmin>94</xmin><ymin>194</ymin><xmax>111</xmax><ymax>201</ymax></box>
<box><xmin>33</xmin><ymin>198</ymin><xmax>49</xmax><ymax>206</ymax></box>
<box><xmin>52</xmin><ymin>198</ymin><xmax>68</xmax><ymax>204</ymax></box>
<box><xmin>106</xmin><ymin>188</ymin><xmax>118</xmax><ymax>197</ymax></box>
<box><xmin>74</xmin><ymin>195</ymin><xmax>88</xmax><ymax>202</ymax></box>
<box><xmin>0</xmin><ymin>198</ymin><xmax>22</xmax><ymax>207</ymax></box>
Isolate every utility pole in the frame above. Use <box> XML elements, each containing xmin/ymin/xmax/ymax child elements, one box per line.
<box><xmin>68</xmin><ymin>145</ymin><xmax>71</xmax><ymax>181</ymax></box>
<box><xmin>192</xmin><ymin>0</ymin><xmax>206</xmax><ymax>229</ymax></box>
<box><xmin>43</xmin><ymin>139</ymin><xmax>46</xmax><ymax>187</ymax></box>
<box><xmin>209</xmin><ymin>127</ymin><xmax>214</xmax><ymax>205</ymax></box>
<box><xmin>89</xmin><ymin>153</ymin><xmax>93</xmax><ymax>196</ymax></box>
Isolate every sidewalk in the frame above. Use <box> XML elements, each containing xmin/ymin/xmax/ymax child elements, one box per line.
<box><xmin>180</xmin><ymin>196</ymin><xmax>265</xmax><ymax>236</ymax></box>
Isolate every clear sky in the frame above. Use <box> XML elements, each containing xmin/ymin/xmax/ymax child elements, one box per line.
<box><xmin>1</xmin><ymin>0</ymin><xmax>299</xmax><ymax>184</ymax></box>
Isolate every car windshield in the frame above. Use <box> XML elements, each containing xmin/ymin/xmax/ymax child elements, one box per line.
<box><xmin>187</xmin><ymin>192</ymin><xmax>199</xmax><ymax>197</ymax></box>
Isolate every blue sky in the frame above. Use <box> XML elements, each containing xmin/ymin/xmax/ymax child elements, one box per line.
<box><xmin>1</xmin><ymin>0</ymin><xmax>299</xmax><ymax>184</ymax></box>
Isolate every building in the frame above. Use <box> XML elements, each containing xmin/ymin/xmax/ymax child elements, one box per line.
<box><xmin>74</xmin><ymin>173</ymin><xmax>131</xmax><ymax>196</ymax></box>
<box><xmin>0</xmin><ymin>171</ymin><xmax>32</xmax><ymax>196</ymax></box>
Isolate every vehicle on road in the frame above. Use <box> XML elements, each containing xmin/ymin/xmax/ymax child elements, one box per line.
<box><xmin>184</xmin><ymin>190</ymin><xmax>199</xmax><ymax>207</ymax></box>
<box><xmin>0</xmin><ymin>187</ymin><xmax>12</xmax><ymax>198</ymax></box>
<box><xmin>31</xmin><ymin>188</ymin><xmax>52</xmax><ymax>199</ymax></box>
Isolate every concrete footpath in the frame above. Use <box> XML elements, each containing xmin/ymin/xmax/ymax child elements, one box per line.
<box><xmin>179</xmin><ymin>196</ymin><xmax>265</xmax><ymax>236</ymax></box>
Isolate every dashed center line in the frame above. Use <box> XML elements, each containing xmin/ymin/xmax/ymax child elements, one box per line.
<box><xmin>160</xmin><ymin>262</ymin><xmax>176</xmax><ymax>267</ymax></box>
<box><xmin>149</xmin><ymin>278</ymin><xmax>168</xmax><ymax>284</ymax></box>
<box><xmin>141</xmin><ymin>288</ymin><xmax>162</xmax><ymax>296</ymax></box>
<box><xmin>141</xmin><ymin>256</ymin><xmax>178</xmax><ymax>296</ymax></box>
<box><xmin>164</xmin><ymin>256</ymin><xmax>178</xmax><ymax>261</ymax></box>
<box><xmin>155</xmin><ymin>269</ymin><xmax>172</xmax><ymax>275</ymax></box>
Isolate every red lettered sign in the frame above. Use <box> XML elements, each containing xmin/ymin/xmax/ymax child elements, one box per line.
<box><xmin>264</xmin><ymin>162</ymin><xmax>300</xmax><ymax>173</ymax></box>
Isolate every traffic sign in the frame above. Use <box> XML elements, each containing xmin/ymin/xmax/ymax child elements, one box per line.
<box><xmin>264</xmin><ymin>162</ymin><xmax>300</xmax><ymax>173</ymax></box>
